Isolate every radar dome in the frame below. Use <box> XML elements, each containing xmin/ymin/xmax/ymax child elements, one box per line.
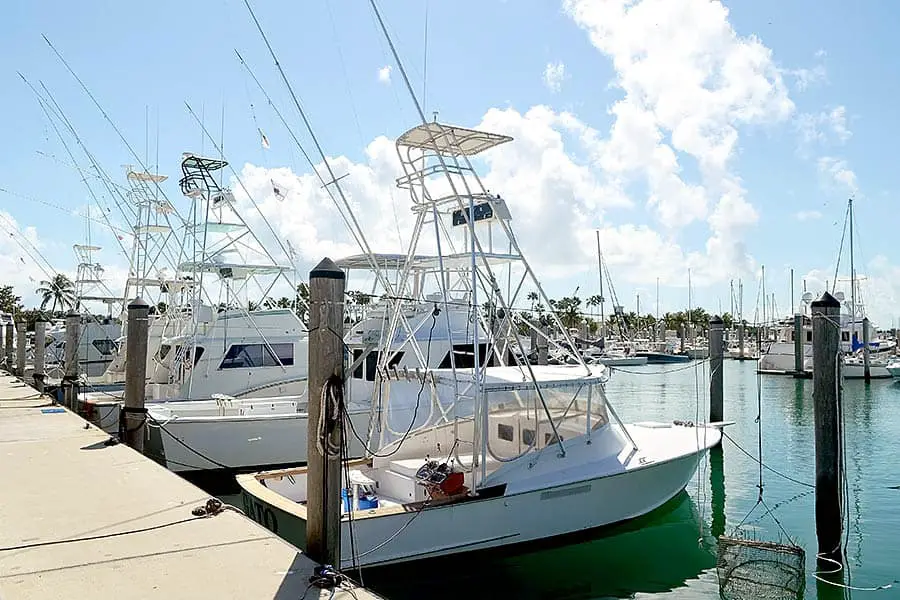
<box><xmin>834</xmin><ymin>291</ymin><xmax>846</xmax><ymax>302</ymax></box>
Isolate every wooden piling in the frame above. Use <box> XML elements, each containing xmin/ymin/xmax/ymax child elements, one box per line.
<box><xmin>63</xmin><ymin>311</ymin><xmax>80</xmax><ymax>408</ymax></box>
<box><xmin>738</xmin><ymin>319</ymin><xmax>745</xmax><ymax>359</ymax></box>
<box><xmin>33</xmin><ymin>319</ymin><xmax>45</xmax><ymax>393</ymax></box>
<box><xmin>812</xmin><ymin>292</ymin><xmax>843</xmax><ymax>564</ymax></box>
<box><xmin>4</xmin><ymin>324</ymin><xmax>13</xmax><ymax>373</ymax></box>
<box><xmin>122</xmin><ymin>298</ymin><xmax>149</xmax><ymax>452</ymax></box>
<box><xmin>306</xmin><ymin>258</ymin><xmax>345</xmax><ymax>568</ymax></box>
<box><xmin>709</xmin><ymin>315</ymin><xmax>724</xmax><ymax>424</ymax></box>
<box><xmin>793</xmin><ymin>313</ymin><xmax>804</xmax><ymax>375</ymax></box>
<box><xmin>862</xmin><ymin>317</ymin><xmax>871</xmax><ymax>382</ymax></box>
<box><xmin>15</xmin><ymin>321</ymin><xmax>25</xmax><ymax>378</ymax></box>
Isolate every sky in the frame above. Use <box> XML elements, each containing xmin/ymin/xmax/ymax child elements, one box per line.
<box><xmin>0</xmin><ymin>0</ymin><xmax>898</xmax><ymax>325</ymax></box>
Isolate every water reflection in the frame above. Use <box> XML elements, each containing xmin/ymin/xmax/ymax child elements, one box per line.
<box><xmin>365</xmin><ymin>492</ymin><xmax>717</xmax><ymax>600</ymax></box>
<box><xmin>710</xmin><ymin>445</ymin><xmax>726</xmax><ymax>539</ymax></box>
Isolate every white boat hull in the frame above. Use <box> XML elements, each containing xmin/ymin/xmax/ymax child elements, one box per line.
<box><xmin>239</xmin><ymin>423</ymin><xmax>719</xmax><ymax>568</ymax></box>
<box><xmin>597</xmin><ymin>356</ymin><xmax>649</xmax><ymax>367</ymax></box>
<box><xmin>145</xmin><ymin>402</ymin><xmax>370</xmax><ymax>473</ymax></box>
<box><xmin>842</xmin><ymin>362</ymin><xmax>894</xmax><ymax>379</ymax></box>
<box><xmin>758</xmin><ymin>342</ymin><xmax>811</xmax><ymax>373</ymax></box>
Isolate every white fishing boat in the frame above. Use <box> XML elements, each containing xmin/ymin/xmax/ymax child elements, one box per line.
<box><xmin>238</xmin><ymin>117</ymin><xmax>722</xmax><ymax>568</ymax></box>
<box><xmin>886</xmin><ymin>359</ymin><xmax>900</xmax><ymax>379</ymax></box>
<box><xmin>841</xmin><ymin>354</ymin><xmax>893</xmax><ymax>379</ymax></box>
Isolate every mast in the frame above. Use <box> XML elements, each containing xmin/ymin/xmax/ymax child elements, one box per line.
<box><xmin>849</xmin><ymin>198</ymin><xmax>856</xmax><ymax>344</ymax></box>
<box><xmin>687</xmin><ymin>269</ymin><xmax>693</xmax><ymax>344</ymax></box>
<box><xmin>596</xmin><ymin>230</ymin><xmax>605</xmax><ymax>344</ymax></box>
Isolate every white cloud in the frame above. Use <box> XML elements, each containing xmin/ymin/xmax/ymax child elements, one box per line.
<box><xmin>794</xmin><ymin>210</ymin><xmax>822</xmax><ymax>221</ymax></box>
<box><xmin>0</xmin><ymin>211</ymin><xmax>63</xmax><ymax>307</ymax></box>
<box><xmin>542</xmin><ymin>61</ymin><xmax>566</xmax><ymax>93</ymax></box>
<box><xmin>377</xmin><ymin>65</ymin><xmax>392</xmax><ymax>84</ymax></box>
<box><xmin>817</xmin><ymin>156</ymin><xmax>858</xmax><ymax>196</ymax></box>
<box><xmin>796</xmin><ymin>105</ymin><xmax>851</xmax><ymax>147</ymax></box>
<box><xmin>789</xmin><ymin>65</ymin><xmax>827</xmax><ymax>91</ymax></box>
<box><xmin>564</xmin><ymin>0</ymin><xmax>791</xmax><ymax>282</ymax></box>
<box><xmin>787</xmin><ymin>49</ymin><xmax>828</xmax><ymax>91</ymax></box>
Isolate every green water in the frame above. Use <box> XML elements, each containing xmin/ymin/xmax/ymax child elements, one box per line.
<box><xmin>362</xmin><ymin>361</ymin><xmax>900</xmax><ymax>600</ymax></box>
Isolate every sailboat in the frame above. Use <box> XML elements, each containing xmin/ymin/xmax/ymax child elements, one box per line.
<box><xmin>237</xmin><ymin>118</ymin><xmax>722</xmax><ymax>568</ymax></box>
<box><xmin>758</xmin><ymin>199</ymin><xmax>895</xmax><ymax>376</ymax></box>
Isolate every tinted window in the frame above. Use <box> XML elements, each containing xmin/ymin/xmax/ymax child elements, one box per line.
<box><xmin>92</xmin><ymin>339</ymin><xmax>117</xmax><ymax>356</ymax></box>
<box><xmin>522</xmin><ymin>428</ymin><xmax>535</xmax><ymax>446</ymax></box>
<box><xmin>270</xmin><ymin>343</ymin><xmax>294</xmax><ymax>366</ymax></box>
<box><xmin>353</xmin><ymin>349</ymin><xmax>363</xmax><ymax>379</ymax></box>
<box><xmin>497</xmin><ymin>423</ymin><xmax>514</xmax><ymax>442</ymax></box>
<box><xmin>193</xmin><ymin>346</ymin><xmax>205</xmax><ymax>365</ymax></box>
<box><xmin>220</xmin><ymin>343</ymin><xmax>293</xmax><ymax>369</ymax></box>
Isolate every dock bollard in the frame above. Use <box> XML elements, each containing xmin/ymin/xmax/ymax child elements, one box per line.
<box><xmin>812</xmin><ymin>292</ymin><xmax>842</xmax><ymax>565</ymax></box>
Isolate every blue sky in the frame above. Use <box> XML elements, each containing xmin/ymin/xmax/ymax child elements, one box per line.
<box><xmin>0</xmin><ymin>0</ymin><xmax>898</xmax><ymax>324</ymax></box>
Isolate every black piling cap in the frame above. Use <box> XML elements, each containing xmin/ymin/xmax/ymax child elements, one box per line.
<box><xmin>812</xmin><ymin>291</ymin><xmax>840</xmax><ymax>309</ymax></box>
<box><xmin>128</xmin><ymin>297</ymin><xmax>149</xmax><ymax>310</ymax></box>
<box><xmin>710</xmin><ymin>315</ymin><xmax>724</xmax><ymax>325</ymax></box>
<box><xmin>310</xmin><ymin>257</ymin><xmax>345</xmax><ymax>280</ymax></box>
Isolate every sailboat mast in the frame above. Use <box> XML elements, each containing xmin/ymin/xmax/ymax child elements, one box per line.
<box><xmin>687</xmin><ymin>269</ymin><xmax>692</xmax><ymax>344</ymax></box>
<box><xmin>849</xmin><ymin>198</ymin><xmax>856</xmax><ymax>343</ymax></box>
<box><xmin>596</xmin><ymin>231</ymin><xmax>605</xmax><ymax>343</ymax></box>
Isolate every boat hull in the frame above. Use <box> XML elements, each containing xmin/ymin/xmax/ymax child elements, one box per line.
<box><xmin>842</xmin><ymin>362</ymin><xmax>894</xmax><ymax>379</ymax></box>
<box><xmin>145</xmin><ymin>407</ymin><xmax>370</xmax><ymax>473</ymax></box>
<box><xmin>239</xmin><ymin>436</ymin><xmax>710</xmax><ymax>568</ymax></box>
<box><xmin>598</xmin><ymin>356</ymin><xmax>649</xmax><ymax>367</ymax></box>
<box><xmin>636</xmin><ymin>352</ymin><xmax>691</xmax><ymax>364</ymax></box>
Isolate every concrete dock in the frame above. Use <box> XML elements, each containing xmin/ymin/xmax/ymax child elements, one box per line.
<box><xmin>0</xmin><ymin>373</ymin><xmax>378</xmax><ymax>600</ymax></box>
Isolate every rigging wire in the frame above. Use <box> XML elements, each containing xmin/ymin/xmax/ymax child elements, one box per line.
<box><xmin>340</xmin><ymin>308</ymin><xmax>437</xmax><ymax>458</ymax></box>
<box><xmin>240</xmin><ymin>0</ymin><xmax>397</xmax><ymax>299</ymax></box>
<box><xmin>831</xmin><ymin>201</ymin><xmax>851</xmax><ymax>294</ymax></box>
<box><xmin>41</xmin><ymin>36</ymin><xmax>185</xmax><ymax>224</ymax></box>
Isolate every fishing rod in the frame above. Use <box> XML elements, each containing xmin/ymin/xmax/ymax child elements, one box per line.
<box><xmin>240</xmin><ymin>0</ymin><xmax>397</xmax><ymax>298</ymax></box>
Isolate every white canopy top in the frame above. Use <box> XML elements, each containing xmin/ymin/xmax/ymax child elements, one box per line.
<box><xmin>432</xmin><ymin>364</ymin><xmax>605</xmax><ymax>391</ymax></box>
<box><xmin>335</xmin><ymin>252</ymin><xmax>519</xmax><ymax>273</ymax></box>
<box><xmin>397</xmin><ymin>122</ymin><xmax>512</xmax><ymax>156</ymax></box>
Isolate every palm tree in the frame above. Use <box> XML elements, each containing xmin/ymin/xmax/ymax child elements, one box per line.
<box><xmin>36</xmin><ymin>274</ymin><xmax>76</xmax><ymax>315</ymax></box>
<box><xmin>526</xmin><ymin>291</ymin><xmax>539</xmax><ymax>312</ymax></box>
<box><xmin>295</xmin><ymin>282</ymin><xmax>310</xmax><ymax>323</ymax></box>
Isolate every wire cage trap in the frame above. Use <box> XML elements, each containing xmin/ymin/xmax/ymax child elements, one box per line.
<box><xmin>717</xmin><ymin>535</ymin><xmax>805</xmax><ymax>600</ymax></box>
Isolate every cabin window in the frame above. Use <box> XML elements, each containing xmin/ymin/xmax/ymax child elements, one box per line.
<box><xmin>842</xmin><ymin>331</ymin><xmax>850</xmax><ymax>342</ymax></box>
<box><xmin>497</xmin><ymin>423</ymin><xmax>514</xmax><ymax>442</ymax></box>
<box><xmin>522</xmin><ymin>428</ymin><xmax>536</xmax><ymax>446</ymax></box>
<box><xmin>270</xmin><ymin>343</ymin><xmax>294</xmax><ymax>366</ymax></box>
<box><xmin>158</xmin><ymin>344</ymin><xmax>171</xmax><ymax>360</ymax></box>
<box><xmin>545</xmin><ymin>432</ymin><xmax>561</xmax><ymax>445</ymax></box>
<box><xmin>192</xmin><ymin>346</ymin><xmax>205</xmax><ymax>365</ymax></box>
<box><xmin>353</xmin><ymin>349</ymin><xmax>364</xmax><ymax>379</ymax></box>
<box><xmin>220</xmin><ymin>343</ymin><xmax>294</xmax><ymax>369</ymax></box>
<box><xmin>91</xmin><ymin>339</ymin><xmax>117</xmax><ymax>356</ymax></box>
<box><xmin>806</xmin><ymin>331</ymin><xmax>813</xmax><ymax>342</ymax></box>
